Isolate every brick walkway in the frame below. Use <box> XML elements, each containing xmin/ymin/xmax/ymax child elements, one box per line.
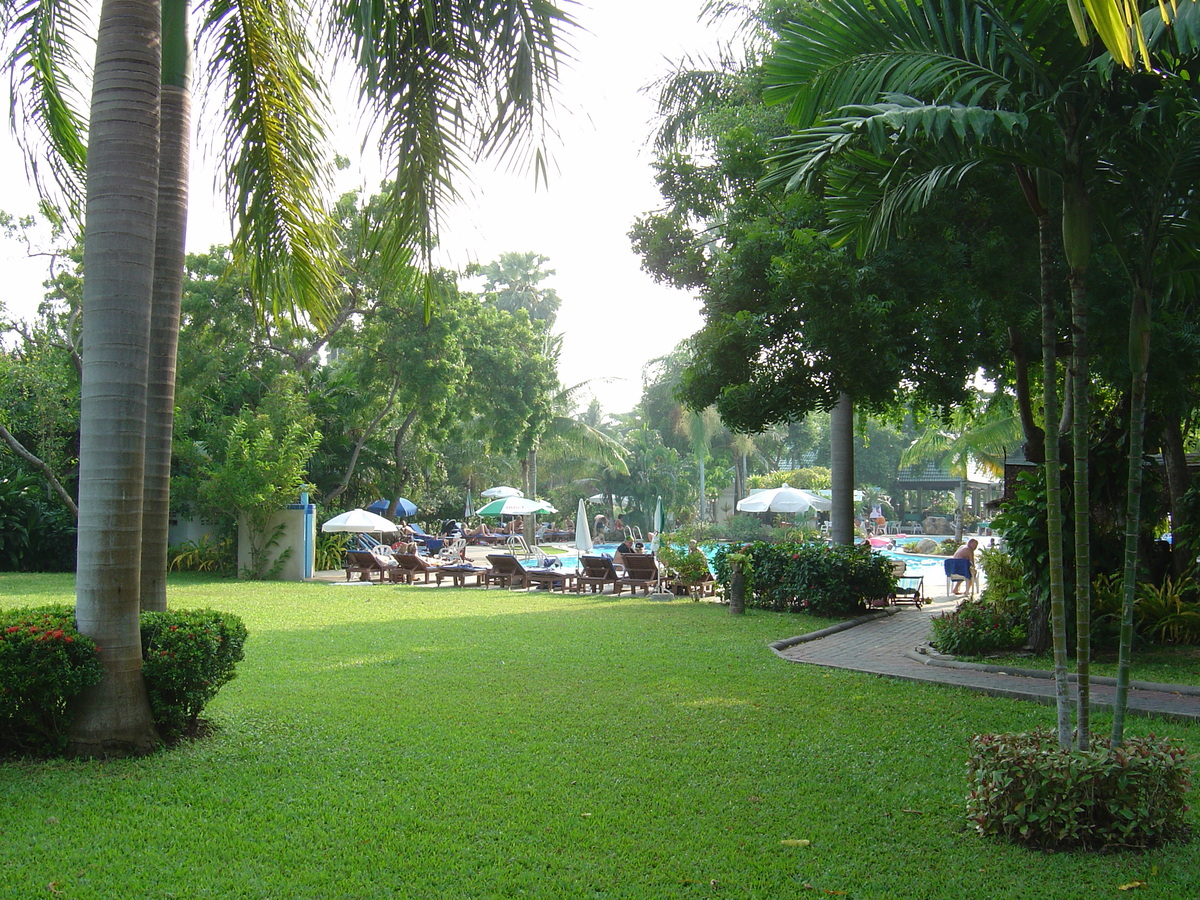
<box><xmin>771</xmin><ymin>593</ymin><xmax>1200</xmax><ymax>724</ymax></box>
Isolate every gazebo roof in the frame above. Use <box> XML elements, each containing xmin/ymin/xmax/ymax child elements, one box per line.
<box><xmin>895</xmin><ymin>460</ymin><xmax>999</xmax><ymax>491</ymax></box>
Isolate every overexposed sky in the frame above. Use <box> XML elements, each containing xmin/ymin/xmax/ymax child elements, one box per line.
<box><xmin>0</xmin><ymin>0</ymin><xmax>738</xmax><ymax>415</ymax></box>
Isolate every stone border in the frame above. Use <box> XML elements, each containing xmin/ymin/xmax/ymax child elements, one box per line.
<box><xmin>768</xmin><ymin>607</ymin><xmax>898</xmax><ymax>653</ymax></box>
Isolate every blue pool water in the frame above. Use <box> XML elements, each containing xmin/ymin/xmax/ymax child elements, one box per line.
<box><xmin>539</xmin><ymin>543</ymin><xmax>943</xmax><ymax>575</ymax></box>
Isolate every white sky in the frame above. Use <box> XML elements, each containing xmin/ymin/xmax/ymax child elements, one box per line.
<box><xmin>0</xmin><ymin>0</ymin><xmax>737</xmax><ymax>415</ymax></box>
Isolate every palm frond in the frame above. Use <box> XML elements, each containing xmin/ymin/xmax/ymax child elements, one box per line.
<box><xmin>200</xmin><ymin>0</ymin><xmax>343</xmax><ymax>327</ymax></box>
<box><xmin>1</xmin><ymin>0</ymin><xmax>90</xmax><ymax>219</ymax></box>
<box><xmin>329</xmin><ymin>0</ymin><xmax>576</xmax><ymax>271</ymax></box>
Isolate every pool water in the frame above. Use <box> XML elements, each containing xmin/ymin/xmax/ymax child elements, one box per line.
<box><xmin>540</xmin><ymin>543</ymin><xmax>944</xmax><ymax>576</ymax></box>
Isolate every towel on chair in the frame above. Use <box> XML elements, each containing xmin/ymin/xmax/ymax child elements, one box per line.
<box><xmin>944</xmin><ymin>557</ymin><xmax>972</xmax><ymax>580</ymax></box>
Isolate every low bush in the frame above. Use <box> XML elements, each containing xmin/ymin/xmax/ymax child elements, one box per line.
<box><xmin>967</xmin><ymin>729</ymin><xmax>1192</xmax><ymax>850</ymax></box>
<box><xmin>712</xmin><ymin>540</ymin><xmax>892</xmax><ymax>617</ymax></box>
<box><xmin>929</xmin><ymin>598</ymin><xmax>1026</xmax><ymax>657</ymax></box>
<box><xmin>168</xmin><ymin>533</ymin><xmax>235</xmax><ymax>575</ymax></box>
<box><xmin>141</xmin><ymin>608</ymin><xmax>248</xmax><ymax>739</ymax></box>
<box><xmin>0</xmin><ymin>604</ymin><xmax>102</xmax><ymax>756</ymax></box>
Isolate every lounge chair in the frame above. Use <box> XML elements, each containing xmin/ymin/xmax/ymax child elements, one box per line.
<box><xmin>888</xmin><ymin>560</ymin><xmax>924</xmax><ymax>607</ymax></box>
<box><xmin>617</xmin><ymin>553</ymin><xmax>661</xmax><ymax>596</ymax></box>
<box><xmin>434</xmin><ymin>562</ymin><xmax>489</xmax><ymax>587</ymax></box>
<box><xmin>484</xmin><ymin>554</ymin><xmax>529</xmax><ymax>590</ymax></box>
<box><xmin>391</xmin><ymin>552</ymin><xmax>442</xmax><ymax>584</ymax></box>
<box><xmin>344</xmin><ymin>549</ymin><xmax>397</xmax><ymax>583</ymax></box>
<box><xmin>576</xmin><ymin>555</ymin><xmax>621</xmax><ymax>594</ymax></box>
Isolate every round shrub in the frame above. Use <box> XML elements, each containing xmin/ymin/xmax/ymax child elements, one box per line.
<box><xmin>0</xmin><ymin>604</ymin><xmax>101</xmax><ymax>756</ymax></box>
<box><xmin>140</xmin><ymin>608</ymin><xmax>248</xmax><ymax>739</ymax></box>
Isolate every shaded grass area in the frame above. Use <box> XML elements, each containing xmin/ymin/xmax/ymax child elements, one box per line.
<box><xmin>975</xmin><ymin>645</ymin><xmax>1200</xmax><ymax>687</ymax></box>
<box><xmin>1</xmin><ymin>573</ymin><xmax>1198</xmax><ymax>898</ymax></box>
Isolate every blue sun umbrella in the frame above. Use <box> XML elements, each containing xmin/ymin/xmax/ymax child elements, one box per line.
<box><xmin>367</xmin><ymin>497</ymin><xmax>418</xmax><ymax>518</ymax></box>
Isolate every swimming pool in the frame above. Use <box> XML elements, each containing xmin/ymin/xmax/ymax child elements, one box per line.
<box><xmin>541</xmin><ymin>543</ymin><xmax>944</xmax><ymax>575</ymax></box>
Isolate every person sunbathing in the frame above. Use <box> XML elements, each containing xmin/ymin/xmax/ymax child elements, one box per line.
<box><xmin>462</xmin><ymin>521</ymin><xmax>492</xmax><ymax>537</ymax></box>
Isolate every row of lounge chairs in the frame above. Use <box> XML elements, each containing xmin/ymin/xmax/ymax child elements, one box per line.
<box><xmin>343</xmin><ymin>548</ymin><xmax>707</xmax><ymax>597</ymax></box>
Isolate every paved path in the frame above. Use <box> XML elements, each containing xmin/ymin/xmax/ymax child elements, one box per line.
<box><xmin>772</xmin><ymin>593</ymin><xmax>1200</xmax><ymax>724</ymax></box>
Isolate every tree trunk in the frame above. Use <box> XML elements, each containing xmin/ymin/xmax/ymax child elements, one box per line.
<box><xmin>141</xmin><ymin>0</ymin><xmax>191</xmax><ymax>612</ymax></box>
<box><xmin>1161</xmin><ymin>417</ymin><xmax>1192</xmax><ymax>579</ymax></box>
<box><xmin>1113</xmin><ymin>285</ymin><xmax>1152</xmax><ymax>746</ymax></box>
<box><xmin>69</xmin><ymin>0</ymin><xmax>163</xmax><ymax>756</ymax></box>
<box><xmin>1041</xmin><ymin>201</ymin><xmax>1071</xmax><ymax>750</ymax></box>
<box><xmin>729</xmin><ymin>569</ymin><xmax>745</xmax><ymax>615</ymax></box>
<box><xmin>830</xmin><ymin>393</ymin><xmax>855</xmax><ymax>545</ymax></box>
<box><xmin>1065</xmin><ymin>141</ymin><xmax>1093</xmax><ymax>750</ymax></box>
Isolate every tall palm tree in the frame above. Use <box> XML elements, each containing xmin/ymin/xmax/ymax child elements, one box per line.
<box><xmin>7</xmin><ymin>0</ymin><xmax>575</xmax><ymax>755</ymax></box>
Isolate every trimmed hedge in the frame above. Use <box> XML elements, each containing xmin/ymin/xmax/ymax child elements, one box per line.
<box><xmin>1</xmin><ymin>604</ymin><xmax>247</xmax><ymax>756</ymax></box>
<box><xmin>967</xmin><ymin>729</ymin><xmax>1192</xmax><ymax>849</ymax></box>
<box><xmin>712</xmin><ymin>541</ymin><xmax>893</xmax><ymax>617</ymax></box>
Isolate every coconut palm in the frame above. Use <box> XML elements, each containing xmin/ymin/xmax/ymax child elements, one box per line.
<box><xmin>4</xmin><ymin>0</ymin><xmax>575</xmax><ymax>755</ymax></box>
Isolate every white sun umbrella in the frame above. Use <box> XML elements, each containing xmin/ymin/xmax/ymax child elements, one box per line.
<box><xmin>736</xmin><ymin>484</ymin><xmax>832</xmax><ymax>514</ymax></box>
<box><xmin>476</xmin><ymin>496</ymin><xmax>557</xmax><ymax>517</ymax></box>
<box><xmin>649</xmin><ymin>496</ymin><xmax>665</xmax><ymax>551</ymax></box>
<box><xmin>574</xmin><ymin>498</ymin><xmax>594</xmax><ymax>554</ymax></box>
<box><xmin>481</xmin><ymin>485</ymin><xmax>523</xmax><ymax>499</ymax></box>
<box><xmin>321</xmin><ymin>508</ymin><xmax>397</xmax><ymax>533</ymax></box>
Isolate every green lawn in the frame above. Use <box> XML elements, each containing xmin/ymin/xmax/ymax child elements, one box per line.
<box><xmin>2</xmin><ymin>573</ymin><xmax>1199</xmax><ymax>899</ymax></box>
<box><xmin>973</xmin><ymin>646</ymin><xmax>1200</xmax><ymax>687</ymax></box>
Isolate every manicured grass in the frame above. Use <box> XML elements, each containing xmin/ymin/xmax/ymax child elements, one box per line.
<box><xmin>2</xmin><ymin>573</ymin><xmax>1199</xmax><ymax>898</ymax></box>
<box><xmin>976</xmin><ymin>646</ymin><xmax>1200</xmax><ymax>687</ymax></box>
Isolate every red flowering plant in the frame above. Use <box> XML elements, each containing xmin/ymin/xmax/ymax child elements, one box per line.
<box><xmin>0</xmin><ymin>604</ymin><xmax>101</xmax><ymax>756</ymax></box>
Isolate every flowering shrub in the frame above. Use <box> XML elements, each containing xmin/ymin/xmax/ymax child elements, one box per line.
<box><xmin>141</xmin><ymin>609</ymin><xmax>248</xmax><ymax>739</ymax></box>
<box><xmin>967</xmin><ymin>729</ymin><xmax>1192</xmax><ymax>849</ymax></box>
<box><xmin>712</xmin><ymin>540</ymin><xmax>892</xmax><ymax>617</ymax></box>
<box><xmin>929</xmin><ymin>598</ymin><xmax>1025</xmax><ymax>657</ymax></box>
<box><xmin>0</xmin><ymin>604</ymin><xmax>102</xmax><ymax>756</ymax></box>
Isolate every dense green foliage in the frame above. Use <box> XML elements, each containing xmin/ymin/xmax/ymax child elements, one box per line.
<box><xmin>968</xmin><ymin>729</ymin><xmax>1192</xmax><ymax>850</ymax></box>
<box><xmin>0</xmin><ymin>604</ymin><xmax>100</xmax><ymax>755</ymax></box>
<box><xmin>0</xmin><ymin>460</ymin><xmax>76</xmax><ymax>572</ymax></box>
<box><xmin>711</xmin><ymin>540</ymin><xmax>892</xmax><ymax>616</ymax></box>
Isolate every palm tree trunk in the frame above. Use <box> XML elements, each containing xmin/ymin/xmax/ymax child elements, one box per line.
<box><xmin>141</xmin><ymin>0</ymin><xmax>191</xmax><ymax>612</ymax></box>
<box><xmin>69</xmin><ymin>0</ymin><xmax>162</xmax><ymax>756</ymax></box>
<box><xmin>1113</xmin><ymin>285</ymin><xmax>1152</xmax><ymax>745</ymax></box>
<box><xmin>830</xmin><ymin>393</ymin><xmax>854</xmax><ymax>545</ymax></box>
<box><xmin>1065</xmin><ymin>148</ymin><xmax>1092</xmax><ymax>749</ymax></box>
<box><xmin>1161</xmin><ymin>417</ymin><xmax>1192</xmax><ymax>579</ymax></box>
<box><xmin>1040</xmin><ymin>208</ymin><xmax>1071</xmax><ymax>749</ymax></box>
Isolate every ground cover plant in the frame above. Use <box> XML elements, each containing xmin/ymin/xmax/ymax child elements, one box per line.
<box><xmin>2</xmin><ymin>573</ymin><xmax>1199</xmax><ymax>898</ymax></box>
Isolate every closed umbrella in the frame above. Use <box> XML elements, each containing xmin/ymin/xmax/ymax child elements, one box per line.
<box><xmin>649</xmin><ymin>496</ymin><xmax>664</xmax><ymax>551</ymax></box>
<box><xmin>464</xmin><ymin>492</ymin><xmax>476</xmax><ymax>519</ymax></box>
<box><xmin>481</xmin><ymin>486</ymin><xmax>523</xmax><ymax>499</ymax></box>
<box><xmin>574</xmin><ymin>498</ymin><xmax>593</xmax><ymax>554</ymax></box>
<box><xmin>322</xmin><ymin>509</ymin><xmax>397</xmax><ymax>533</ymax></box>
<box><xmin>736</xmin><ymin>484</ymin><xmax>832</xmax><ymax>514</ymax></box>
<box><xmin>476</xmin><ymin>496</ymin><xmax>558</xmax><ymax>517</ymax></box>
